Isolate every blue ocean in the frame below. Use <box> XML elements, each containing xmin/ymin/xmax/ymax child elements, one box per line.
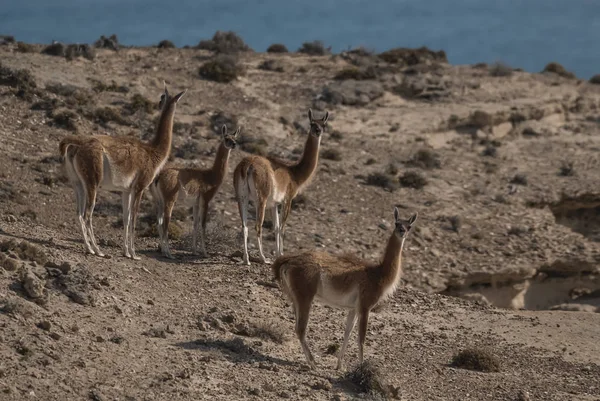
<box><xmin>2</xmin><ymin>0</ymin><xmax>599</xmax><ymax>78</ymax></box>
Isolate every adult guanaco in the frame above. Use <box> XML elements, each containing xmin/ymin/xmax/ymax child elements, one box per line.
<box><xmin>272</xmin><ymin>208</ymin><xmax>418</xmax><ymax>370</ymax></box>
<box><xmin>59</xmin><ymin>84</ymin><xmax>185</xmax><ymax>259</ymax></box>
<box><xmin>149</xmin><ymin>125</ymin><xmax>240</xmax><ymax>258</ymax></box>
<box><xmin>233</xmin><ymin>109</ymin><xmax>329</xmax><ymax>265</ymax></box>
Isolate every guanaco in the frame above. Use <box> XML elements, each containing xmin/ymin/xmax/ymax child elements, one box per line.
<box><xmin>233</xmin><ymin>108</ymin><xmax>329</xmax><ymax>265</ymax></box>
<box><xmin>59</xmin><ymin>83</ymin><xmax>185</xmax><ymax>259</ymax></box>
<box><xmin>272</xmin><ymin>208</ymin><xmax>418</xmax><ymax>370</ymax></box>
<box><xmin>149</xmin><ymin>125</ymin><xmax>240</xmax><ymax>258</ymax></box>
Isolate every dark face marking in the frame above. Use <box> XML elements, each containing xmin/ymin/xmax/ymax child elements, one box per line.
<box><xmin>310</xmin><ymin>121</ymin><xmax>325</xmax><ymax>137</ymax></box>
<box><xmin>224</xmin><ymin>136</ymin><xmax>237</xmax><ymax>149</ymax></box>
<box><xmin>394</xmin><ymin>220</ymin><xmax>412</xmax><ymax>238</ymax></box>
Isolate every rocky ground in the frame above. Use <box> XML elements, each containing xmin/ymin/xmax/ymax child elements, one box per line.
<box><xmin>0</xmin><ymin>37</ymin><xmax>599</xmax><ymax>400</ymax></box>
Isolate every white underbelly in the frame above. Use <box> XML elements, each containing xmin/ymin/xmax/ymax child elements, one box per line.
<box><xmin>316</xmin><ymin>277</ymin><xmax>358</xmax><ymax>309</ymax></box>
<box><xmin>100</xmin><ymin>155</ymin><xmax>133</xmax><ymax>190</ymax></box>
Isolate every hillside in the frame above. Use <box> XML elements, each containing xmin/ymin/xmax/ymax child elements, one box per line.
<box><xmin>0</xmin><ymin>39</ymin><xmax>599</xmax><ymax>400</ymax></box>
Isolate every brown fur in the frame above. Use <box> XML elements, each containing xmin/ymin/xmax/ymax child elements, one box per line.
<box><xmin>59</xmin><ymin>85</ymin><xmax>186</xmax><ymax>259</ymax></box>
<box><xmin>233</xmin><ymin>108</ymin><xmax>329</xmax><ymax>265</ymax></box>
<box><xmin>272</xmin><ymin>208</ymin><xmax>418</xmax><ymax>370</ymax></box>
<box><xmin>150</xmin><ymin>126</ymin><xmax>239</xmax><ymax>258</ymax></box>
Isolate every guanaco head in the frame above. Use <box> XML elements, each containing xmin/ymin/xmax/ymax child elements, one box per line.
<box><xmin>394</xmin><ymin>208</ymin><xmax>418</xmax><ymax>239</ymax></box>
<box><xmin>307</xmin><ymin>108</ymin><xmax>329</xmax><ymax>138</ymax></box>
<box><xmin>158</xmin><ymin>81</ymin><xmax>186</xmax><ymax>111</ymax></box>
<box><xmin>221</xmin><ymin>124</ymin><xmax>240</xmax><ymax>150</ymax></box>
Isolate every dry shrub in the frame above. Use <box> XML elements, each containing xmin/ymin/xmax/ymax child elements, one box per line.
<box><xmin>247</xmin><ymin>320</ymin><xmax>286</xmax><ymax>344</ymax></box>
<box><xmin>343</xmin><ymin>361</ymin><xmax>389</xmax><ymax>398</ymax></box>
<box><xmin>542</xmin><ymin>62</ymin><xmax>576</xmax><ymax>79</ymax></box>
<box><xmin>407</xmin><ymin>148</ymin><xmax>441</xmax><ymax>169</ymax></box>
<box><xmin>365</xmin><ymin>172</ymin><xmax>398</xmax><ymax>192</ymax></box>
<box><xmin>450</xmin><ymin>348</ymin><xmax>500</xmax><ymax>372</ymax></box>
<box><xmin>448</xmin><ymin>216</ymin><xmax>462</xmax><ymax>233</ymax></box>
<box><xmin>90</xmin><ymin>107</ymin><xmax>130</xmax><ymax>126</ymax></box>
<box><xmin>42</xmin><ymin>42</ymin><xmax>65</xmax><ymax>57</ymax></box>
<box><xmin>174</xmin><ymin>140</ymin><xmax>200</xmax><ymax>159</ymax></box>
<box><xmin>94</xmin><ymin>34</ymin><xmax>119</xmax><ymax>50</ymax></box>
<box><xmin>298</xmin><ymin>40</ymin><xmax>330</xmax><ymax>55</ymax></box>
<box><xmin>0</xmin><ymin>62</ymin><xmax>38</xmax><ymax>99</ymax></box>
<box><xmin>157</xmin><ymin>40</ymin><xmax>176</xmax><ymax>49</ymax></box>
<box><xmin>334</xmin><ymin>67</ymin><xmax>377</xmax><ymax>80</ymax></box>
<box><xmin>51</xmin><ymin>110</ymin><xmax>78</xmax><ymax>132</ymax></box>
<box><xmin>141</xmin><ymin>220</ymin><xmax>183</xmax><ymax>241</ymax></box>
<box><xmin>590</xmin><ymin>75</ymin><xmax>600</xmax><ymax>85</ymax></box>
<box><xmin>321</xmin><ymin>148</ymin><xmax>342</xmax><ymax>161</ymax></box>
<box><xmin>510</xmin><ymin>174</ymin><xmax>528</xmax><ymax>186</ymax></box>
<box><xmin>238</xmin><ymin>136</ymin><xmax>268</xmax><ymax>156</ymax></box>
<box><xmin>124</xmin><ymin>93</ymin><xmax>154</xmax><ymax>115</ymax></box>
<box><xmin>0</xmin><ymin>298</ymin><xmax>35</xmax><ymax>319</ymax></box>
<box><xmin>399</xmin><ymin>171</ymin><xmax>427</xmax><ymax>189</ymax></box>
<box><xmin>16</xmin><ymin>42</ymin><xmax>36</xmax><ymax>53</ymax></box>
<box><xmin>258</xmin><ymin>59</ymin><xmax>284</xmax><ymax>72</ymax></box>
<box><xmin>267</xmin><ymin>43</ymin><xmax>288</xmax><ymax>53</ymax></box>
<box><xmin>65</xmin><ymin>44</ymin><xmax>95</xmax><ymax>61</ymax></box>
<box><xmin>330</xmin><ymin>130</ymin><xmax>344</xmax><ymax>140</ymax></box>
<box><xmin>379</xmin><ymin>46</ymin><xmax>447</xmax><ymax>66</ymax></box>
<box><xmin>199</xmin><ymin>55</ymin><xmax>244</xmax><ymax>83</ymax></box>
<box><xmin>559</xmin><ymin>161</ymin><xmax>575</xmax><ymax>177</ymax></box>
<box><xmin>90</xmin><ymin>79</ymin><xmax>129</xmax><ymax>93</ymax></box>
<box><xmin>197</xmin><ymin>31</ymin><xmax>251</xmax><ymax>53</ymax></box>
<box><xmin>489</xmin><ymin>61</ymin><xmax>513</xmax><ymax>77</ymax></box>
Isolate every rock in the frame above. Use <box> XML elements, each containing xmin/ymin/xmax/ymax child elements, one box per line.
<box><xmin>393</xmin><ymin>74</ymin><xmax>450</xmax><ymax>100</ymax></box>
<box><xmin>311</xmin><ymin>380</ymin><xmax>332</xmax><ymax>391</ymax></box>
<box><xmin>20</xmin><ymin>268</ymin><xmax>46</xmax><ymax>299</ymax></box>
<box><xmin>320</xmin><ymin>80</ymin><xmax>384</xmax><ymax>106</ymax></box>
<box><xmin>5</xmin><ymin>214</ymin><xmax>17</xmax><ymax>223</ymax></box>
<box><xmin>1</xmin><ymin>256</ymin><xmax>20</xmax><ymax>271</ymax></box>
<box><xmin>248</xmin><ymin>387</ymin><xmax>262</xmax><ymax>396</ymax></box>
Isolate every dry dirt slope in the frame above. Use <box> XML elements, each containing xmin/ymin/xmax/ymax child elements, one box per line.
<box><xmin>0</xmin><ymin>42</ymin><xmax>599</xmax><ymax>400</ymax></box>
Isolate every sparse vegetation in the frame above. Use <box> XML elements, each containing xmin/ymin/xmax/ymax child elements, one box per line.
<box><xmin>15</xmin><ymin>42</ymin><xmax>36</xmax><ymax>53</ymax></box>
<box><xmin>258</xmin><ymin>59</ymin><xmax>284</xmax><ymax>72</ymax></box>
<box><xmin>489</xmin><ymin>61</ymin><xmax>513</xmax><ymax>77</ymax></box>
<box><xmin>379</xmin><ymin>46</ymin><xmax>447</xmax><ymax>65</ymax></box>
<box><xmin>407</xmin><ymin>148</ymin><xmax>441</xmax><ymax>169</ymax></box>
<box><xmin>365</xmin><ymin>172</ymin><xmax>398</xmax><ymax>192</ymax></box>
<box><xmin>0</xmin><ymin>239</ymin><xmax>48</xmax><ymax>265</ymax></box>
<box><xmin>343</xmin><ymin>361</ymin><xmax>389</xmax><ymax>398</ymax></box>
<box><xmin>298</xmin><ymin>40</ymin><xmax>330</xmax><ymax>56</ymax></box>
<box><xmin>325</xmin><ymin>343</ymin><xmax>339</xmax><ymax>355</ymax></box>
<box><xmin>89</xmin><ymin>79</ymin><xmax>129</xmax><ymax>93</ymax></box>
<box><xmin>482</xmin><ymin>146</ymin><xmax>497</xmax><ymax>157</ymax></box>
<box><xmin>0</xmin><ymin>62</ymin><xmax>38</xmax><ymax>99</ymax></box>
<box><xmin>321</xmin><ymin>148</ymin><xmax>342</xmax><ymax>161</ymax></box>
<box><xmin>42</xmin><ymin>42</ymin><xmax>65</xmax><ymax>57</ymax></box>
<box><xmin>174</xmin><ymin>140</ymin><xmax>200</xmax><ymax>159</ymax></box>
<box><xmin>450</xmin><ymin>347</ymin><xmax>501</xmax><ymax>372</ymax></box>
<box><xmin>542</xmin><ymin>62</ymin><xmax>576</xmax><ymax>79</ymax></box>
<box><xmin>559</xmin><ymin>161</ymin><xmax>575</xmax><ymax>176</ymax></box>
<box><xmin>590</xmin><ymin>74</ymin><xmax>600</xmax><ymax>85</ymax></box>
<box><xmin>246</xmin><ymin>320</ymin><xmax>286</xmax><ymax>344</ymax></box>
<box><xmin>330</xmin><ymin>130</ymin><xmax>344</xmax><ymax>140</ymax></box>
<box><xmin>51</xmin><ymin>110</ymin><xmax>78</xmax><ymax>131</ymax></box>
<box><xmin>510</xmin><ymin>174</ymin><xmax>528</xmax><ymax>186</ymax></box>
<box><xmin>267</xmin><ymin>43</ymin><xmax>288</xmax><ymax>53</ymax></box>
<box><xmin>94</xmin><ymin>34</ymin><xmax>119</xmax><ymax>50</ymax></box>
<box><xmin>365</xmin><ymin>158</ymin><xmax>377</xmax><ymax>166</ymax></box>
<box><xmin>238</xmin><ymin>136</ymin><xmax>268</xmax><ymax>156</ymax></box>
<box><xmin>65</xmin><ymin>44</ymin><xmax>95</xmax><ymax>61</ymax></box>
<box><xmin>399</xmin><ymin>171</ymin><xmax>428</xmax><ymax>189</ymax></box>
<box><xmin>334</xmin><ymin>67</ymin><xmax>377</xmax><ymax>80</ymax></box>
<box><xmin>90</xmin><ymin>107</ymin><xmax>130</xmax><ymax>126</ymax></box>
<box><xmin>157</xmin><ymin>40</ymin><xmax>176</xmax><ymax>49</ymax></box>
<box><xmin>197</xmin><ymin>31</ymin><xmax>251</xmax><ymax>53</ymax></box>
<box><xmin>199</xmin><ymin>55</ymin><xmax>244</xmax><ymax>83</ymax></box>
<box><xmin>448</xmin><ymin>216</ymin><xmax>462</xmax><ymax>233</ymax></box>
<box><xmin>124</xmin><ymin>93</ymin><xmax>154</xmax><ymax>115</ymax></box>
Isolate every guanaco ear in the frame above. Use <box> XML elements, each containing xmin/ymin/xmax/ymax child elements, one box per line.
<box><xmin>173</xmin><ymin>89</ymin><xmax>186</xmax><ymax>102</ymax></box>
<box><xmin>394</xmin><ymin>207</ymin><xmax>400</xmax><ymax>222</ymax></box>
<box><xmin>221</xmin><ymin>124</ymin><xmax>228</xmax><ymax>137</ymax></box>
<box><xmin>235</xmin><ymin>126</ymin><xmax>242</xmax><ymax>137</ymax></box>
<box><xmin>163</xmin><ymin>81</ymin><xmax>169</xmax><ymax>97</ymax></box>
<box><xmin>322</xmin><ymin>111</ymin><xmax>329</xmax><ymax>125</ymax></box>
<box><xmin>408</xmin><ymin>212</ymin><xmax>418</xmax><ymax>226</ymax></box>
<box><xmin>308</xmin><ymin>108</ymin><xmax>313</xmax><ymax>122</ymax></box>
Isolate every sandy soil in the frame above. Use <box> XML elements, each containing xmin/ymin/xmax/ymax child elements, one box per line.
<box><xmin>0</xmin><ymin>42</ymin><xmax>599</xmax><ymax>400</ymax></box>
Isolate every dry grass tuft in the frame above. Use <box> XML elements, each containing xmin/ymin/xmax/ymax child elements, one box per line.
<box><xmin>542</xmin><ymin>62</ymin><xmax>576</xmax><ymax>79</ymax></box>
<box><xmin>399</xmin><ymin>171</ymin><xmax>428</xmax><ymax>189</ymax></box>
<box><xmin>406</xmin><ymin>148</ymin><xmax>441</xmax><ymax>169</ymax></box>
<box><xmin>197</xmin><ymin>31</ymin><xmax>251</xmax><ymax>54</ymax></box>
<box><xmin>248</xmin><ymin>320</ymin><xmax>287</xmax><ymax>344</ymax></box>
<box><xmin>343</xmin><ymin>361</ymin><xmax>389</xmax><ymax>398</ymax></box>
<box><xmin>321</xmin><ymin>148</ymin><xmax>342</xmax><ymax>161</ymax></box>
<box><xmin>365</xmin><ymin>172</ymin><xmax>398</xmax><ymax>192</ymax></box>
<box><xmin>489</xmin><ymin>61</ymin><xmax>514</xmax><ymax>77</ymax></box>
<box><xmin>450</xmin><ymin>347</ymin><xmax>501</xmax><ymax>372</ymax></box>
<box><xmin>267</xmin><ymin>43</ymin><xmax>288</xmax><ymax>53</ymax></box>
<box><xmin>298</xmin><ymin>40</ymin><xmax>330</xmax><ymax>56</ymax></box>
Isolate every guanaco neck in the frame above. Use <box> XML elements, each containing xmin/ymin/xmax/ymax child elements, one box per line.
<box><xmin>290</xmin><ymin>134</ymin><xmax>321</xmax><ymax>185</ymax></box>
<box><xmin>150</xmin><ymin>104</ymin><xmax>176</xmax><ymax>159</ymax></box>
<box><xmin>381</xmin><ymin>233</ymin><xmax>405</xmax><ymax>282</ymax></box>
<box><xmin>209</xmin><ymin>142</ymin><xmax>231</xmax><ymax>185</ymax></box>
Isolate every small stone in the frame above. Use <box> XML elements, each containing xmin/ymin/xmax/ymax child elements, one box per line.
<box><xmin>95</xmin><ymin>336</ymin><xmax>105</xmax><ymax>343</ymax></box>
<box><xmin>58</xmin><ymin>262</ymin><xmax>72</xmax><ymax>275</ymax></box>
<box><xmin>20</xmin><ymin>268</ymin><xmax>46</xmax><ymax>299</ymax></box>
<box><xmin>5</xmin><ymin>215</ymin><xmax>17</xmax><ymax>223</ymax></box>
<box><xmin>147</xmin><ymin>299</ymin><xmax>155</xmax><ymax>306</ymax></box>
<box><xmin>50</xmin><ymin>332</ymin><xmax>61</xmax><ymax>341</ymax></box>
<box><xmin>248</xmin><ymin>387</ymin><xmax>261</xmax><ymax>396</ymax></box>
<box><xmin>1</xmin><ymin>257</ymin><xmax>20</xmax><ymax>272</ymax></box>
<box><xmin>278</xmin><ymin>391</ymin><xmax>291</xmax><ymax>399</ymax></box>
<box><xmin>311</xmin><ymin>380</ymin><xmax>331</xmax><ymax>391</ymax></box>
